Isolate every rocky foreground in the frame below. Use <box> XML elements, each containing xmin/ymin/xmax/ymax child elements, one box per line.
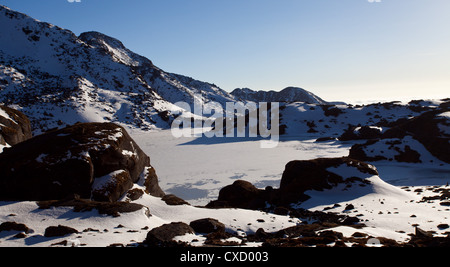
<box><xmin>1</xmin><ymin>105</ymin><xmax>450</xmax><ymax>247</ymax></box>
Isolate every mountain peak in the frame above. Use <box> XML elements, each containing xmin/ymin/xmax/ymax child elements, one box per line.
<box><xmin>79</xmin><ymin>31</ymin><xmax>125</xmax><ymax>48</ymax></box>
<box><xmin>79</xmin><ymin>31</ymin><xmax>153</xmax><ymax>68</ymax></box>
<box><xmin>231</xmin><ymin>87</ymin><xmax>329</xmax><ymax>105</ymax></box>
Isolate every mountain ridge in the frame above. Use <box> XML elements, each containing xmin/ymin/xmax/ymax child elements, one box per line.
<box><xmin>0</xmin><ymin>5</ymin><xmax>333</xmax><ymax>134</ymax></box>
<box><xmin>231</xmin><ymin>87</ymin><xmax>331</xmax><ymax>105</ymax></box>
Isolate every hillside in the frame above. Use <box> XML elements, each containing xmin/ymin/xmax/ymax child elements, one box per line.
<box><xmin>231</xmin><ymin>87</ymin><xmax>329</xmax><ymax>105</ymax></box>
<box><xmin>0</xmin><ymin>5</ymin><xmax>237</xmax><ymax>134</ymax></box>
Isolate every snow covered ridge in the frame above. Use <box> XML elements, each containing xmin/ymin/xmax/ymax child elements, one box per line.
<box><xmin>231</xmin><ymin>87</ymin><xmax>331</xmax><ymax>105</ymax></box>
<box><xmin>0</xmin><ymin>5</ymin><xmax>237</xmax><ymax>134</ymax></box>
<box><xmin>0</xmin><ymin>4</ymin><xmax>346</xmax><ymax>138</ymax></box>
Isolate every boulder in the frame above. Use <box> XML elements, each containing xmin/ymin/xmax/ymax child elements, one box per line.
<box><xmin>0</xmin><ymin>221</ymin><xmax>31</xmax><ymax>234</ymax></box>
<box><xmin>278</xmin><ymin>157</ymin><xmax>377</xmax><ymax>205</ymax></box>
<box><xmin>349</xmin><ymin>140</ymin><xmax>388</xmax><ymax>162</ymax></box>
<box><xmin>189</xmin><ymin>218</ymin><xmax>225</xmax><ymax>234</ymax></box>
<box><xmin>44</xmin><ymin>225</ymin><xmax>78</xmax><ymax>237</ymax></box>
<box><xmin>0</xmin><ymin>105</ymin><xmax>32</xmax><ymax>146</ymax></box>
<box><xmin>162</xmin><ymin>194</ymin><xmax>190</xmax><ymax>206</ymax></box>
<box><xmin>143</xmin><ymin>166</ymin><xmax>165</xmax><ymax>197</ymax></box>
<box><xmin>206</xmin><ymin>180</ymin><xmax>270</xmax><ymax>210</ymax></box>
<box><xmin>394</xmin><ymin>145</ymin><xmax>422</xmax><ymax>163</ymax></box>
<box><xmin>339</xmin><ymin>126</ymin><xmax>382</xmax><ymax>141</ymax></box>
<box><xmin>144</xmin><ymin>222</ymin><xmax>194</xmax><ymax>247</ymax></box>
<box><xmin>0</xmin><ymin>122</ymin><xmax>163</xmax><ymax>202</ymax></box>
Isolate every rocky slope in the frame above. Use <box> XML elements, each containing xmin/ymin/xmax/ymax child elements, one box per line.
<box><xmin>0</xmin><ymin>5</ymin><xmax>237</xmax><ymax>134</ymax></box>
<box><xmin>0</xmin><ymin>105</ymin><xmax>32</xmax><ymax>152</ymax></box>
<box><xmin>231</xmin><ymin>87</ymin><xmax>329</xmax><ymax>105</ymax></box>
<box><xmin>0</xmin><ymin>122</ymin><xmax>163</xmax><ymax>202</ymax></box>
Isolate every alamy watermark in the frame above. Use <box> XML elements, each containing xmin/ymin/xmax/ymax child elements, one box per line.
<box><xmin>170</xmin><ymin>96</ymin><xmax>280</xmax><ymax>149</ymax></box>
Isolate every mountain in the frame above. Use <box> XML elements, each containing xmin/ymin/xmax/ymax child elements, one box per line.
<box><xmin>231</xmin><ymin>87</ymin><xmax>330</xmax><ymax>105</ymax></box>
<box><xmin>0</xmin><ymin>5</ymin><xmax>236</xmax><ymax>134</ymax></box>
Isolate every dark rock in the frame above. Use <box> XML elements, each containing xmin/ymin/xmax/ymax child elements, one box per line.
<box><xmin>13</xmin><ymin>232</ymin><xmax>27</xmax><ymax>239</ymax></box>
<box><xmin>143</xmin><ymin>167</ymin><xmax>165</xmax><ymax>197</ymax></box>
<box><xmin>126</xmin><ymin>188</ymin><xmax>144</xmax><ymax>201</ymax></box>
<box><xmin>394</xmin><ymin>145</ymin><xmax>422</xmax><ymax>163</ymax></box>
<box><xmin>204</xmin><ymin>231</ymin><xmax>240</xmax><ymax>246</ymax></box>
<box><xmin>415</xmin><ymin>227</ymin><xmax>433</xmax><ymax>239</ymax></box>
<box><xmin>315</xmin><ymin>137</ymin><xmax>337</xmax><ymax>142</ymax></box>
<box><xmin>408</xmin><ymin>227</ymin><xmax>450</xmax><ymax>247</ymax></box>
<box><xmin>91</xmin><ymin>169</ymin><xmax>134</xmax><ymax>202</ymax></box>
<box><xmin>321</xmin><ymin>105</ymin><xmax>344</xmax><ymax>117</ymax></box>
<box><xmin>37</xmin><ymin>197</ymin><xmax>148</xmax><ymax>217</ymax></box>
<box><xmin>206</xmin><ymin>180</ymin><xmax>267</xmax><ymax>210</ymax></box>
<box><xmin>339</xmin><ymin>125</ymin><xmax>382</xmax><ymax>141</ymax></box>
<box><xmin>44</xmin><ymin>225</ymin><xmax>78</xmax><ymax>237</ymax></box>
<box><xmin>0</xmin><ymin>105</ymin><xmax>32</xmax><ymax>146</ymax></box>
<box><xmin>273</xmin><ymin>206</ymin><xmax>290</xmax><ymax>216</ymax></box>
<box><xmin>342</xmin><ymin>216</ymin><xmax>360</xmax><ymax>225</ymax></box>
<box><xmin>277</xmin><ymin>157</ymin><xmax>377</xmax><ymax>205</ymax></box>
<box><xmin>162</xmin><ymin>194</ymin><xmax>190</xmax><ymax>206</ymax></box>
<box><xmin>189</xmin><ymin>218</ymin><xmax>225</xmax><ymax>234</ymax></box>
<box><xmin>0</xmin><ymin>221</ymin><xmax>31</xmax><ymax>233</ymax></box>
<box><xmin>345</xmin><ymin>204</ymin><xmax>355</xmax><ymax>211</ymax></box>
<box><xmin>144</xmin><ymin>222</ymin><xmax>194</xmax><ymax>247</ymax></box>
<box><xmin>0</xmin><ymin>122</ymin><xmax>162</xmax><ymax>202</ymax></box>
<box><xmin>349</xmin><ymin>140</ymin><xmax>388</xmax><ymax>162</ymax></box>
<box><xmin>382</xmin><ymin>109</ymin><xmax>450</xmax><ymax>164</ymax></box>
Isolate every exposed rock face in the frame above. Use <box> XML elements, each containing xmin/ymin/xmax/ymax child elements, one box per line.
<box><xmin>339</xmin><ymin>125</ymin><xmax>382</xmax><ymax>141</ymax></box>
<box><xmin>0</xmin><ymin>105</ymin><xmax>32</xmax><ymax>146</ymax></box>
<box><xmin>278</xmin><ymin>157</ymin><xmax>377</xmax><ymax>205</ymax></box>
<box><xmin>144</xmin><ymin>222</ymin><xmax>194</xmax><ymax>247</ymax></box>
<box><xmin>189</xmin><ymin>218</ymin><xmax>225</xmax><ymax>234</ymax></box>
<box><xmin>206</xmin><ymin>180</ymin><xmax>270</xmax><ymax>210</ymax></box>
<box><xmin>382</xmin><ymin>109</ymin><xmax>450</xmax><ymax>164</ymax></box>
<box><xmin>231</xmin><ymin>87</ymin><xmax>329</xmax><ymax>105</ymax></box>
<box><xmin>349</xmin><ymin>107</ymin><xmax>450</xmax><ymax>164</ymax></box>
<box><xmin>0</xmin><ymin>122</ymin><xmax>164</xmax><ymax>202</ymax></box>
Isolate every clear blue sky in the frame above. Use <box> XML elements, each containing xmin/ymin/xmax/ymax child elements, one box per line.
<box><xmin>2</xmin><ymin>0</ymin><xmax>450</xmax><ymax>102</ymax></box>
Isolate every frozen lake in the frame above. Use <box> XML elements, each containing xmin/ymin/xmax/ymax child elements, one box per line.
<box><xmin>130</xmin><ymin>129</ymin><xmax>450</xmax><ymax>206</ymax></box>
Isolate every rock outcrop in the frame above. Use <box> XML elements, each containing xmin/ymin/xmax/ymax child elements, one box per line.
<box><xmin>382</xmin><ymin>109</ymin><xmax>450</xmax><ymax>164</ymax></box>
<box><xmin>339</xmin><ymin>125</ymin><xmax>382</xmax><ymax>141</ymax></box>
<box><xmin>0</xmin><ymin>105</ymin><xmax>32</xmax><ymax>146</ymax></box>
<box><xmin>0</xmin><ymin>122</ymin><xmax>164</xmax><ymax>202</ymax></box>
<box><xmin>349</xmin><ymin>107</ymin><xmax>450</xmax><ymax>164</ymax></box>
<box><xmin>277</xmin><ymin>157</ymin><xmax>377</xmax><ymax>205</ymax></box>
<box><xmin>144</xmin><ymin>222</ymin><xmax>194</xmax><ymax>247</ymax></box>
<box><xmin>231</xmin><ymin>87</ymin><xmax>329</xmax><ymax>105</ymax></box>
<box><xmin>206</xmin><ymin>180</ymin><xmax>271</xmax><ymax>210</ymax></box>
